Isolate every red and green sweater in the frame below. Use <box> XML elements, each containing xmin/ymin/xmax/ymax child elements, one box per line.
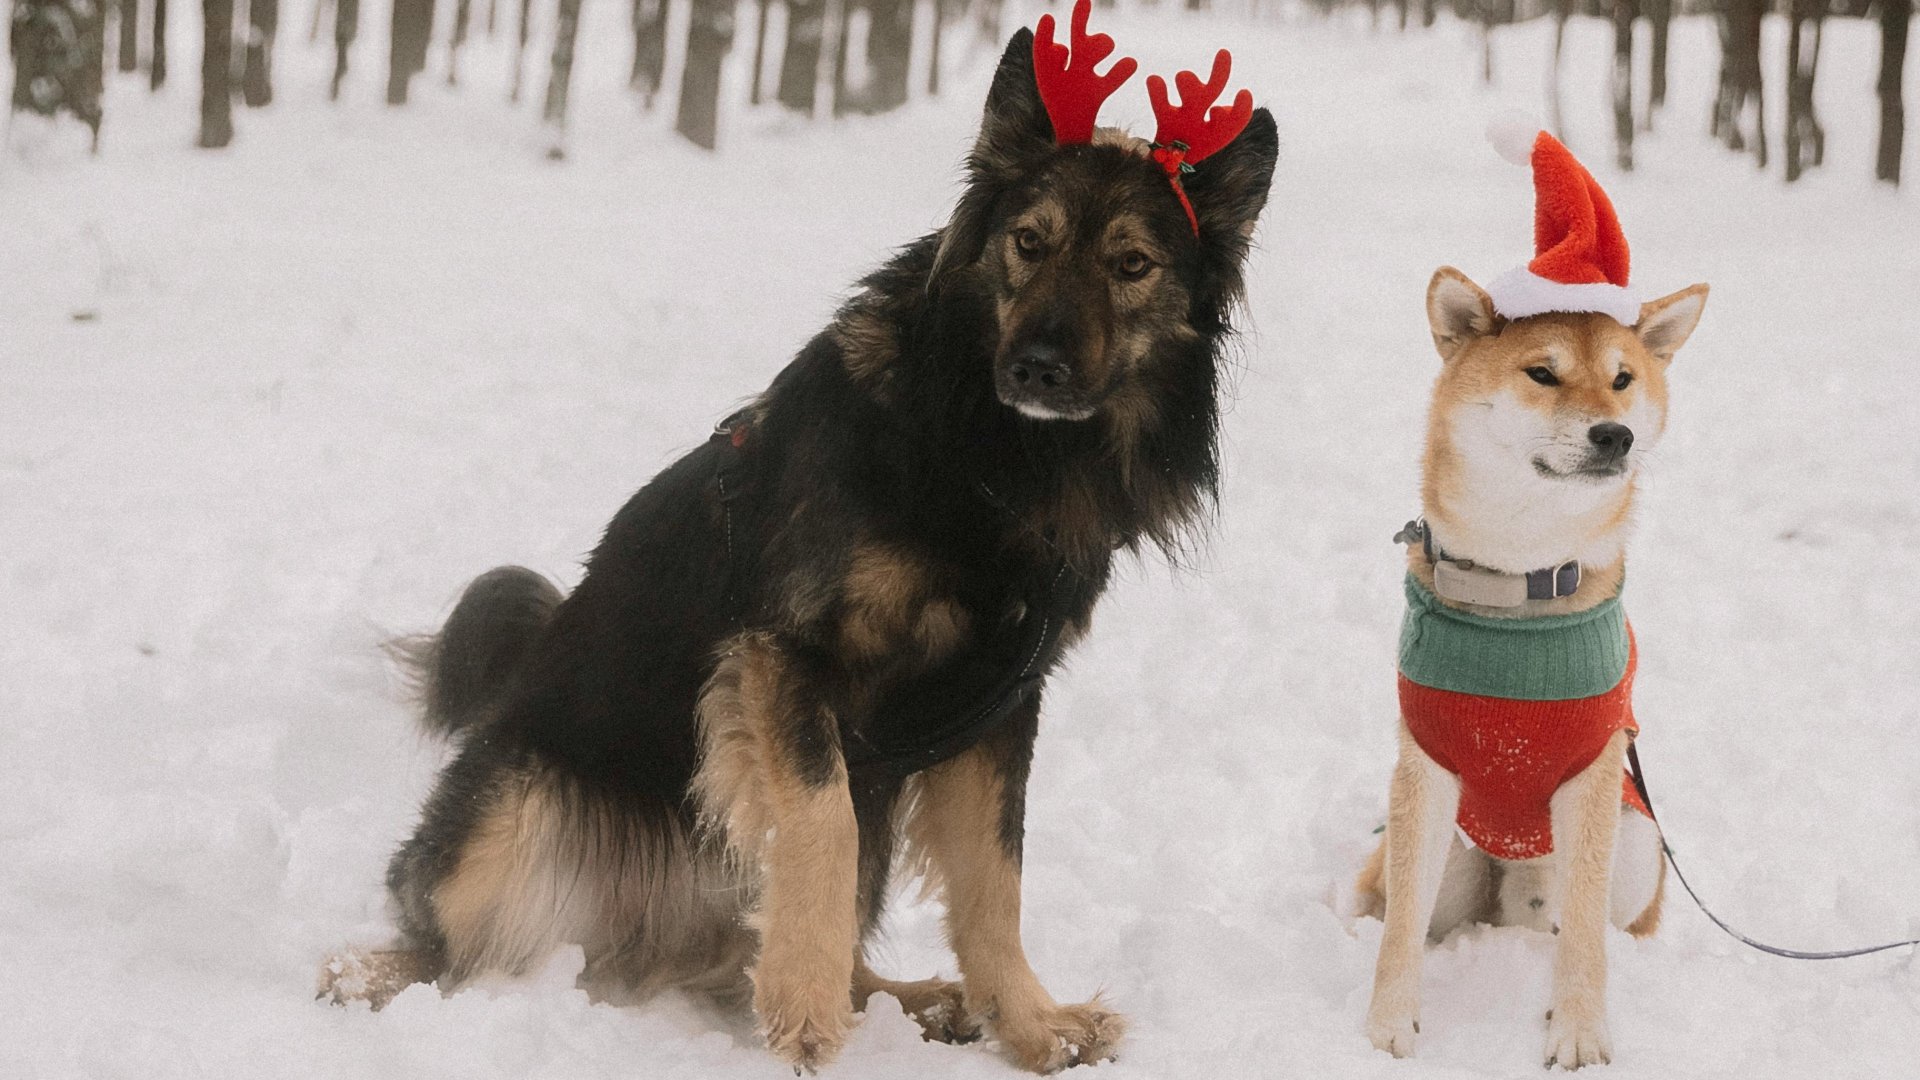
<box><xmin>1398</xmin><ymin>575</ymin><xmax>1650</xmax><ymax>862</ymax></box>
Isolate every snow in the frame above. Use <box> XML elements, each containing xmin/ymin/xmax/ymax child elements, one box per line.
<box><xmin>4</xmin><ymin>6</ymin><xmax>1919</xmax><ymax>1079</ymax></box>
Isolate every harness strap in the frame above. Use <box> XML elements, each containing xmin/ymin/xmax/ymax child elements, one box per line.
<box><xmin>1626</xmin><ymin>742</ymin><xmax>1920</xmax><ymax>961</ymax></box>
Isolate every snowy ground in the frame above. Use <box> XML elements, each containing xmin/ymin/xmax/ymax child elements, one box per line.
<box><xmin>4</xmin><ymin>6</ymin><xmax>1919</xmax><ymax>1079</ymax></box>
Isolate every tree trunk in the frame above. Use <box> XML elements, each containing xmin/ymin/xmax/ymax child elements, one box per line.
<box><xmin>844</xmin><ymin>0</ymin><xmax>911</xmax><ymax>115</ymax></box>
<box><xmin>387</xmin><ymin>0</ymin><xmax>434</xmax><ymax>104</ymax></box>
<box><xmin>1785</xmin><ymin>0</ymin><xmax>1826</xmax><ymax>182</ymax></box>
<box><xmin>1611</xmin><ymin>0</ymin><xmax>1634</xmax><ymax>170</ymax></box>
<box><xmin>242</xmin><ymin>0</ymin><xmax>276</xmax><ymax>107</ymax></box>
<box><xmin>448</xmin><ymin>0</ymin><xmax>472</xmax><ymax>85</ymax></box>
<box><xmin>331</xmin><ymin>0</ymin><xmax>357</xmax><ymax>100</ymax></box>
<box><xmin>928</xmin><ymin>0</ymin><xmax>946</xmax><ymax>95</ymax></box>
<box><xmin>543</xmin><ymin>0</ymin><xmax>584</xmax><ymax>154</ymax></box>
<box><xmin>747</xmin><ymin>0</ymin><xmax>771</xmax><ymax>104</ymax></box>
<box><xmin>1880</xmin><ymin>0</ymin><xmax>1911</xmax><ymax>185</ymax></box>
<box><xmin>1420</xmin><ymin>0</ymin><xmax>1436</xmax><ymax>28</ymax></box>
<box><xmin>510</xmin><ymin>0</ymin><xmax>533</xmax><ymax>103</ymax></box>
<box><xmin>1645</xmin><ymin>0</ymin><xmax>1670</xmax><ymax>126</ymax></box>
<box><xmin>118</xmin><ymin>0</ymin><xmax>139</xmax><ymax>72</ymax></box>
<box><xmin>1481</xmin><ymin>0</ymin><xmax>1512</xmax><ymax>86</ymax></box>
<box><xmin>974</xmin><ymin>0</ymin><xmax>1001</xmax><ymax>48</ymax></box>
<box><xmin>830</xmin><ymin>0</ymin><xmax>851</xmax><ymax>116</ymax></box>
<box><xmin>1548</xmin><ymin>0</ymin><xmax>1570</xmax><ymax>135</ymax></box>
<box><xmin>677</xmin><ymin>0</ymin><xmax>736</xmax><ymax>148</ymax></box>
<box><xmin>198</xmin><ymin>0</ymin><xmax>234</xmax><ymax>146</ymax></box>
<box><xmin>1712</xmin><ymin>0</ymin><xmax>1767</xmax><ymax>169</ymax></box>
<box><xmin>10</xmin><ymin>0</ymin><xmax>107</xmax><ymax>147</ymax></box>
<box><xmin>151</xmin><ymin>0</ymin><xmax>168</xmax><ymax>88</ymax></box>
<box><xmin>632</xmin><ymin>0</ymin><xmax>668</xmax><ymax>106</ymax></box>
<box><xmin>778</xmin><ymin>0</ymin><xmax>827</xmax><ymax>115</ymax></box>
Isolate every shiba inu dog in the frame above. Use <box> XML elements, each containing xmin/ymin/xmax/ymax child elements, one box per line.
<box><xmin>318</xmin><ymin>3</ymin><xmax>1278</xmax><ymax>1073</ymax></box>
<box><xmin>1357</xmin><ymin>129</ymin><xmax>1707</xmax><ymax>1069</ymax></box>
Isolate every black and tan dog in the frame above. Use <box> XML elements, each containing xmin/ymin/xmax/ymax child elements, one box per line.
<box><xmin>320</xmin><ymin>8</ymin><xmax>1277</xmax><ymax>1073</ymax></box>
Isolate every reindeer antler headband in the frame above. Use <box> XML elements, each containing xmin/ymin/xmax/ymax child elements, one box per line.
<box><xmin>1032</xmin><ymin>0</ymin><xmax>1254</xmax><ymax>236</ymax></box>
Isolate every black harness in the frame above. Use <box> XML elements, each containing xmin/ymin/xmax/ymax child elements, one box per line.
<box><xmin>710</xmin><ymin>410</ymin><xmax>1080</xmax><ymax>781</ymax></box>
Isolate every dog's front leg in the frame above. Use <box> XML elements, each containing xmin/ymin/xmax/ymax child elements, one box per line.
<box><xmin>1366</xmin><ymin>724</ymin><xmax>1461</xmax><ymax>1058</ymax></box>
<box><xmin>1542</xmin><ymin>728</ymin><xmax>1630</xmax><ymax>1069</ymax></box>
<box><xmin>738</xmin><ymin>644</ymin><xmax>860</xmax><ymax>1072</ymax></box>
<box><xmin>909</xmin><ymin>706</ymin><xmax>1124</xmax><ymax>1072</ymax></box>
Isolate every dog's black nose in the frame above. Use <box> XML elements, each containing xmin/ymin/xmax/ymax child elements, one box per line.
<box><xmin>1588</xmin><ymin>422</ymin><xmax>1635</xmax><ymax>459</ymax></box>
<box><xmin>1007</xmin><ymin>344</ymin><xmax>1073</xmax><ymax>391</ymax></box>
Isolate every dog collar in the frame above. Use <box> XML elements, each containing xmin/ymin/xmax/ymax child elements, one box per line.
<box><xmin>1393</xmin><ymin>518</ymin><xmax>1581</xmax><ymax>609</ymax></box>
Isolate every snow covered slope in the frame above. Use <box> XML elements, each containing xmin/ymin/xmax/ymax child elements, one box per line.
<box><xmin>3</xmin><ymin>8</ymin><xmax>1917</xmax><ymax>1079</ymax></box>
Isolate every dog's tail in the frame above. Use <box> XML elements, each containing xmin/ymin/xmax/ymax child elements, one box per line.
<box><xmin>388</xmin><ymin>566</ymin><xmax>563</xmax><ymax>739</ymax></box>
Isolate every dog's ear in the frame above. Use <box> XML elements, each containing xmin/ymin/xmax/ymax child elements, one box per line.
<box><xmin>1634</xmin><ymin>283</ymin><xmax>1708</xmax><ymax>362</ymax></box>
<box><xmin>1183</xmin><ymin>107</ymin><xmax>1279</xmax><ymax>248</ymax></box>
<box><xmin>931</xmin><ymin>29</ymin><xmax>1054</xmax><ymax>290</ymax></box>
<box><xmin>1427</xmin><ymin>267</ymin><xmax>1499</xmax><ymax>361</ymax></box>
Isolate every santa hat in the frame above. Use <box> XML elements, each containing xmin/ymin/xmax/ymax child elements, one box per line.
<box><xmin>1483</xmin><ymin>122</ymin><xmax>1641</xmax><ymax>325</ymax></box>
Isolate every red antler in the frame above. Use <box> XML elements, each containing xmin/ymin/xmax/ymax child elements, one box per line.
<box><xmin>1147</xmin><ymin>50</ymin><xmax>1253</xmax><ymax>166</ymax></box>
<box><xmin>1032</xmin><ymin>0</ymin><xmax>1138</xmax><ymax>145</ymax></box>
<box><xmin>1146</xmin><ymin>49</ymin><xmax>1254</xmax><ymax>234</ymax></box>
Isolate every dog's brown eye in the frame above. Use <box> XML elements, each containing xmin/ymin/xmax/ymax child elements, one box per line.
<box><xmin>1526</xmin><ymin>366</ymin><xmax>1559</xmax><ymax>387</ymax></box>
<box><xmin>1613</xmin><ymin>371</ymin><xmax>1634</xmax><ymax>391</ymax></box>
<box><xmin>1012</xmin><ymin>228</ymin><xmax>1045</xmax><ymax>260</ymax></box>
<box><xmin>1116</xmin><ymin>252</ymin><xmax>1153</xmax><ymax>280</ymax></box>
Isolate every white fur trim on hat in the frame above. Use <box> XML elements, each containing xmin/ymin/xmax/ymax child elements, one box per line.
<box><xmin>1486</xmin><ymin>266</ymin><xmax>1643</xmax><ymax>325</ymax></box>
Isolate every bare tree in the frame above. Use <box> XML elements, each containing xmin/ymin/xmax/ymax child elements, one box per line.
<box><xmin>779</xmin><ymin>0</ymin><xmax>827</xmax><ymax>115</ymax></box>
<box><xmin>242</xmin><ymin>0</ymin><xmax>277</xmax><ymax>107</ymax></box>
<box><xmin>1712</xmin><ymin>0</ymin><xmax>1768</xmax><ymax>169</ymax></box>
<box><xmin>677</xmin><ymin>0</ymin><xmax>736</xmax><ymax>148</ymax></box>
<box><xmin>543</xmin><ymin>0</ymin><xmax>584</xmax><ymax>154</ymax></box>
<box><xmin>331</xmin><ymin>0</ymin><xmax>357</xmax><ymax>100</ymax></box>
<box><xmin>1879</xmin><ymin>0</ymin><xmax>1911</xmax><ymax>185</ymax></box>
<box><xmin>151</xmin><ymin>0</ymin><xmax>167</xmax><ymax>88</ymax></box>
<box><xmin>1784</xmin><ymin>0</ymin><xmax>1826</xmax><ymax>182</ymax></box>
<box><xmin>1483</xmin><ymin>0</ymin><xmax>1516</xmax><ymax>86</ymax></box>
<box><xmin>10</xmin><ymin>0</ymin><xmax>106</xmax><ymax>148</ymax></box>
<box><xmin>1644</xmin><ymin>0</ymin><xmax>1672</xmax><ymax>127</ymax></box>
<box><xmin>449</xmin><ymin>0</ymin><xmax>472</xmax><ymax>85</ymax></box>
<box><xmin>510</xmin><ymin>0</ymin><xmax>533</xmax><ymax>102</ymax></box>
<box><xmin>1547</xmin><ymin>0</ymin><xmax>1571</xmax><ymax>133</ymax></box>
<box><xmin>1611</xmin><ymin>0</ymin><xmax>1635</xmax><ymax>170</ymax></box>
<box><xmin>387</xmin><ymin>0</ymin><xmax>434</xmax><ymax>105</ymax></box>
<box><xmin>929</xmin><ymin>0</ymin><xmax>952</xmax><ymax>95</ymax></box>
<box><xmin>634</xmin><ymin>0</ymin><xmax>669</xmax><ymax>107</ymax></box>
<box><xmin>841</xmin><ymin>0</ymin><xmax>912</xmax><ymax>115</ymax></box>
<box><xmin>199</xmin><ymin>0</ymin><xmax>234</xmax><ymax>146</ymax></box>
<box><xmin>117</xmin><ymin>0</ymin><xmax>139</xmax><ymax>73</ymax></box>
<box><xmin>747</xmin><ymin>0</ymin><xmax>772</xmax><ymax>104</ymax></box>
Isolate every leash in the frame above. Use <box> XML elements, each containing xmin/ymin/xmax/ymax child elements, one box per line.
<box><xmin>1626</xmin><ymin>742</ymin><xmax>1920</xmax><ymax>961</ymax></box>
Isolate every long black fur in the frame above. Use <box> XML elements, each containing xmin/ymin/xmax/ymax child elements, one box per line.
<box><xmin>377</xmin><ymin>29</ymin><xmax>1278</xmax><ymax>1000</ymax></box>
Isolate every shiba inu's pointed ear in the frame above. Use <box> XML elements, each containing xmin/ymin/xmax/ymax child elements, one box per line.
<box><xmin>1427</xmin><ymin>267</ymin><xmax>1500</xmax><ymax>360</ymax></box>
<box><xmin>1634</xmin><ymin>284</ymin><xmax>1709</xmax><ymax>362</ymax></box>
<box><xmin>1183</xmin><ymin>107</ymin><xmax>1279</xmax><ymax>245</ymax></box>
<box><xmin>932</xmin><ymin>30</ymin><xmax>1054</xmax><ymax>289</ymax></box>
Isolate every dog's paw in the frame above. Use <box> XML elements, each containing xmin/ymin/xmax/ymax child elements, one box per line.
<box><xmin>1365</xmin><ymin>1006</ymin><xmax>1419</xmax><ymax>1059</ymax></box>
<box><xmin>995</xmin><ymin>998</ymin><xmax>1126</xmax><ymax>1074</ymax></box>
<box><xmin>885</xmin><ymin>977</ymin><xmax>981</xmax><ymax>1045</ymax></box>
<box><xmin>1543</xmin><ymin>1006</ymin><xmax>1612</xmax><ymax>1070</ymax></box>
<box><xmin>758</xmin><ymin>980</ymin><xmax>857</xmax><ymax>1073</ymax></box>
<box><xmin>315</xmin><ymin>948</ymin><xmax>440</xmax><ymax>1010</ymax></box>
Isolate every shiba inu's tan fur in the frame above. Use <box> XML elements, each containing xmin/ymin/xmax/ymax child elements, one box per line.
<box><xmin>1363</xmin><ymin>267</ymin><xmax>1706</xmax><ymax>1069</ymax></box>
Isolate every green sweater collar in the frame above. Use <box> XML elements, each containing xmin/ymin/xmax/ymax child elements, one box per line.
<box><xmin>1398</xmin><ymin>575</ymin><xmax>1630</xmax><ymax>701</ymax></box>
